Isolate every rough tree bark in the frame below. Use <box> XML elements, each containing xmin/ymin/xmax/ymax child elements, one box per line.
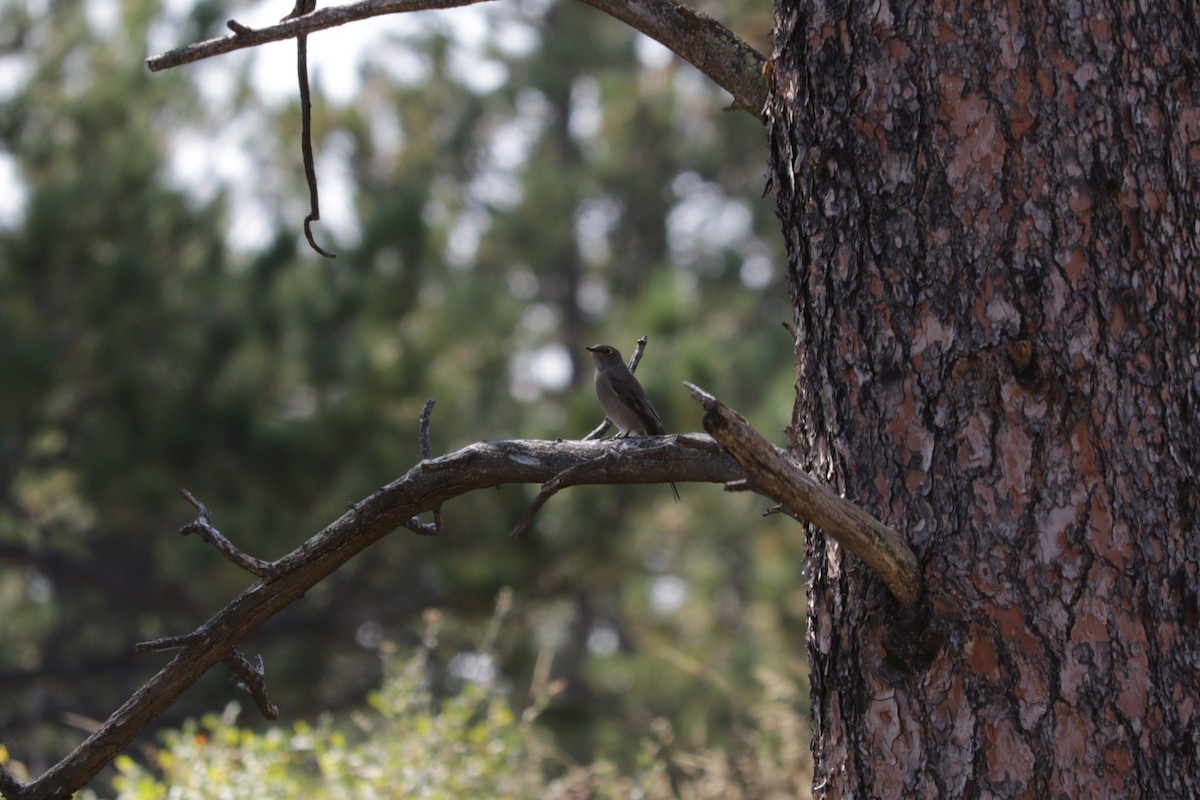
<box><xmin>768</xmin><ymin>0</ymin><xmax>1199</xmax><ymax>795</ymax></box>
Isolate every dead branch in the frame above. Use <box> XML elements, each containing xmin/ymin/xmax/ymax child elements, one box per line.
<box><xmin>418</xmin><ymin>399</ymin><xmax>436</xmax><ymax>459</ymax></box>
<box><xmin>686</xmin><ymin>382</ymin><xmax>923</xmax><ymax>607</ymax></box>
<box><xmin>146</xmin><ymin>0</ymin><xmax>484</xmax><ymax>72</ymax></box>
<box><xmin>401</xmin><ymin>514</ymin><xmax>440</xmax><ymax>535</ymax></box>
<box><xmin>145</xmin><ymin>0</ymin><xmax>767</xmax><ymax>121</ymax></box>
<box><xmin>0</xmin><ymin>383</ymin><xmax>927</xmax><ymax>798</ymax></box>
<box><xmin>224</xmin><ymin>652</ymin><xmax>279</xmax><ymax>720</ymax></box>
<box><xmin>0</xmin><ymin>433</ymin><xmax>740</xmax><ymax>800</ymax></box>
<box><xmin>179</xmin><ymin>489</ymin><xmax>275</xmax><ymax>576</ymax></box>
<box><xmin>509</xmin><ymin>449</ymin><xmax>621</xmax><ymax>538</ymax></box>
<box><xmin>291</xmin><ymin>18</ymin><xmax>335</xmax><ymax>258</ymax></box>
<box><xmin>414</xmin><ymin>399</ymin><xmax>442</xmax><ymax>533</ymax></box>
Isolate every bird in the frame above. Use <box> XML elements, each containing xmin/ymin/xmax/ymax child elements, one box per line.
<box><xmin>586</xmin><ymin>343</ymin><xmax>680</xmax><ymax>501</ymax></box>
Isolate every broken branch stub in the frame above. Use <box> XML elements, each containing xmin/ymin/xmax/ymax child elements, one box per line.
<box><xmin>685</xmin><ymin>383</ymin><xmax>922</xmax><ymax>607</ymax></box>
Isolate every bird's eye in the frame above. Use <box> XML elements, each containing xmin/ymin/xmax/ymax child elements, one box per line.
<box><xmin>604</xmin><ymin>347</ymin><xmax>613</xmax><ymax>354</ymax></box>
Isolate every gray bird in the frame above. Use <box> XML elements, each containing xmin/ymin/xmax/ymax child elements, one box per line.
<box><xmin>586</xmin><ymin>343</ymin><xmax>680</xmax><ymax>501</ymax></box>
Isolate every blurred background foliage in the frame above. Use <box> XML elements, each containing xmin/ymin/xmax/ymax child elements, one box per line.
<box><xmin>99</xmin><ymin>603</ymin><xmax>812</xmax><ymax>799</ymax></box>
<box><xmin>0</xmin><ymin>0</ymin><xmax>809</xmax><ymax>792</ymax></box>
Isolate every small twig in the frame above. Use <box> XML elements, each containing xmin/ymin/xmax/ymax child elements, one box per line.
<box><xmin>224</xmin><ymin>651</ymin><xmax>279</xmax><ymax>720</ymax></box>
<box><xmin>179</xmin><ymin>489</ymin><xmax>275</xmax><ymax>577</ymax></box>
<box><xmin>226</xmin><ymin>19</ymin><xmax>252</xmax><ymax>35</ymax></box>
<box><xmin>419</xmin><ymin>399</ymin><xmax>436</xmax><ymax>459</ymax></box>
<box><xmin>180</xmin><ymin>488</ymin><xmax>211</xmax><ymax>521</ymax></box>
<box><xmin>134</xmin><ymin>632</ymin><xmax>203</xmax><ymax>653</ymax></box>
<box><xmin>628</xmin><ymin>336</ymin><xmax>649</xmax><ymax>371</ymax></box>
<box><xmin>508</xmin><ymin>490</ymin><xmax>554</xmax><ymax>540</ymax></box>
<box><xmin>295</xmin><ymin>26</ymin><xmax>335</xmax><ymax>259</ymax></box>
<box><xmin>303</xmin><ymin>215</ymin><xmax>334</xmax><ymax>258</ymax></box>
<box><xmin>402</xmin><ymin>515</ymin><xmax>440</xmax><ymax>536</ymax></box>
<box><xmin>763</xmin><ymin>503</ymin><xmax>806</xmax><ymax>524</ymax></box>
<box><xmin>403</xmin><ymin>400</ymin><xmax>443</xmax><ymax>533</ymax></box>
<box><xmin>583</xmin><ymin>418</ymin><xmax>614</xmax><ymax>441</ymax></box>
<box><xmin>584</xmin><ymin>336</ymin><xmax>649</xmax><ymax>441</ymax></box>
<box><xmin>510</xmin><ymin>451</ymin><xmax>619</xmax><ymax>538</ymax></box>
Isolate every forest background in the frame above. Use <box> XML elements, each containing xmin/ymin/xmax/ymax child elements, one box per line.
<box><xmin>0</xmin><ymin>0</ymin><xmax>812</xmax><ymax>794</ymax></box>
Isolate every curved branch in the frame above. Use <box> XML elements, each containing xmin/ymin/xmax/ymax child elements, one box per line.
<box><xmin>0</xmin><ymin>434</ymin><xmax>741</xmax><ymax>800</ymax></box>
<box><xmin>178</xmin><ymin>489</ymin><xmax>275</xmax><ymax>576</ymax></box>
<box><xmin>145</xmin><ymin>0</ymin><xmax>767</xmax><ymax>120</ymax></box>
<box><xmin>0</xmin><ymin>385</ymin><xmax>924</xmax><ymax>798</ymax></box>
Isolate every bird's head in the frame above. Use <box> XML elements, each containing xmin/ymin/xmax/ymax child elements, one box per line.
<box><xmin>586</xmin><ymin>344</ymin><xmax>623</xmax><ymax>366</ymax></box>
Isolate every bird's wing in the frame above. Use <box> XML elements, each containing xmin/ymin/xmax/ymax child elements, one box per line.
<box><xmin>609</xmin><ymin>378</ymin><xmax>667</xmax><ymax>435</ymax></box>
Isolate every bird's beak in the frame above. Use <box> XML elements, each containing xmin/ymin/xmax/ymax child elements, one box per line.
<box><xmin>585</xmin><ymin>345</ymin><xmax>599</xmax><ymax>352</ymax></box>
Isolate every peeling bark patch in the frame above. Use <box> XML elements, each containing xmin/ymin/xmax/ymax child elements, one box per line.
<box><xmin>984</xmin><ymin>716</ymin><xmax>1035</xmax><ymax>785</ymax></box>
<box><xmin>1036</xmin><ymin>501</ymin><xmax>1078</xmax><ymax>563</ymax></box>
<box><xmin>957</xmin><ymin>413</ymin><xmax>992</xmax><ymax>470</ymax></box>
<box><xmin>867</xmin><ymin>693</ymin><xmax>903</xmax><ymax>762</ymax></box>
<box><xmin>995</xmin><ymin>420</ymin><xmax>1031</xmax><ymax>514</ymax></box>
<box><xmin>966</xmin><ymin>626</ymin><xmax>998</xmax><ymax>673</ymax></box>
<box><xmin>945</xmin><ymin>92</ymin><xmax>1007</xmax><ymax>199</ymax></box>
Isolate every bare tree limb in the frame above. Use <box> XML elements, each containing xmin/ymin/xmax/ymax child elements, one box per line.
<box><xmin>146</xmin><ymin>0</ymin><xmax>487</xmax><ymax>72</ymax></box>
<box><xmin>0</xmin><ymin>386</ymin><xmax>925</xmax><ymax>798</ymax></box>
<box><xmin>686</xmin><ymin>382</ymin><xmax>924</xmax><ymax>608</ymax></box>
<box><xmin>0</xmin><ymin>433</ymin><xmax>740</xmax><ymax>800</ymax></box>
<box><xmin>145</xmin><ymin>0</ymin><xmax>767</xmax><ymax>120</ymax></box>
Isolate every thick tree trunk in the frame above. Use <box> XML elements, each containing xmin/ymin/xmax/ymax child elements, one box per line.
<box><xmin>767</xmin><ymin>0</ymin><xmax>1200</xmax><ymax>796</ymax></box>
